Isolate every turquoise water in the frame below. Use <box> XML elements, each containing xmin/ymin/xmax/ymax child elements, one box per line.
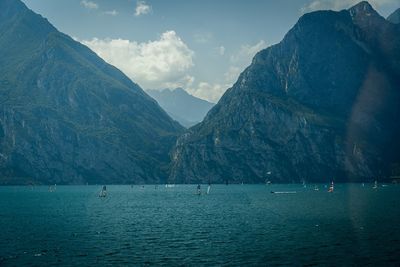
<box><xmin>0</xmin><ymin>184</ymin><xmax>399</xmax><ymax>266</ymax></box>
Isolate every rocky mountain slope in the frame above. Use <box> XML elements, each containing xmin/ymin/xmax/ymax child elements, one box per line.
<box><xmin>146</xmin><ymin>88</ymin><xmax>215</xmax><ymax>127</ymax></box>
<box><xmin>0</xmin><ymin>0</ymin><xmax>183</xmax><ymax>185</ymax></box>
<box><xmin>169</xmin><ymin>1</ymin><xmax>400</xmax><ymax>184</ymax></box>
<box><xmin>387</xmin><ymin>8</ymin><xmax>400</xmax><ymax>24</ymax></box>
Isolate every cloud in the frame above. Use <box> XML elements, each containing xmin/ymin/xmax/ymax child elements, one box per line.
<box><xmin>193</xmin><ymin>32</ymin><xmax>213</xmax><ymax>44</ymax></box>
<box><xmin>226</xmin><ymin>40</ymin><xmax>267</xmax><ymax>85</ymax></box>
<box><xmin>80</xmin><ymin>0</ymin><xmax>98</xmax><ymax>10</ymax></box>
<box><xmin>164</xmin><ymin>75</ymin><xmax>195</xmax><ymax>90</ymax></box>
<box><xmin>230</xmin><ymin>40</ymin><xmax>267</xmax><ymax>64</ymax></box>
<box><xmin>104</xmin><ymin>10</ymin><xmax>118</xmax><ymax>16</ymax></box>
<box><xmin>82</xmin><ymin>31</ymin><xmax>194</xmax><ymax>90</ymax></box>
<box><xmin>224</xmin><ymin>66</ymin><xmax>241</xmax><ymax>85</ymax></box>
<box><xmin>187</xmin><ymin>82</ymin><xmax>226</xmax><ymax>103</ymax></box>
<box><xmin>301</xmin><ymin>0</ymin><xmax>398</xmax><ymax>13</ymax></box>
<box><xmin>188</xmin><ymin>40</ymin><xmax>268</xmax><ymax>103</ymax></box>
<box><xmin>135</xmin><ymin>1</ymin><xmax>151</xmax><ymax>16</ymax></box>
<box><xmin>218</xmin><ymin>46</ymin><xmax>225</xmax><ymax>56</ymax></box>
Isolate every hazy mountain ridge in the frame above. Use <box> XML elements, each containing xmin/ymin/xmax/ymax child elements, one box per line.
<box><xmin>146</xmin><ymin>88</ymin><xmax>215</xmax><ymax>127</ymax></box>
<box><xmin>169</xmin><ymin>1</ymin><xmax>400</xmax><ymax>184</ymax></box>
<box><xmin>0</xmin><ymin>0</ymin><xmax>184</xmax><ymax>185</ymax></box>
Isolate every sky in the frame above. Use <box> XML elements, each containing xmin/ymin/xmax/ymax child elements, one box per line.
<box><xmin>22</xmin><ymin>0</ymin><xmax>400</xmax><ymax>103</ymax></box>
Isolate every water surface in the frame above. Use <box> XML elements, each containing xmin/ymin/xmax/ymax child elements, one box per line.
<box><xmin>0</xmin><ymin>184</ymin><xmax>399</xmax><ymax>266</ymax></box>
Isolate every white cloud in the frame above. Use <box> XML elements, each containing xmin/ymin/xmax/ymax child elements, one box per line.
<box><xmin>301</xmin><ymin>0</ymin><xmax>398</xmax><ymax>13</ymax></box>
<box><xmin>187</xmin><ymin>82</ymin><xmax>226</xmax><ymax>103</ymax></box>
<box><xmin>82</xmin><ymin>31</ymin><xmax>194</xmax><ymax>90</ymax></box>
<box><xmin>193</xmin><ymin>32</ymin><xmax>213</xmax><ymax>44</ymax></box>
<box><xmin>164</xmin><ymin>75</ymin><xmax>195</xmax><ymax>91</ymax></box>
<box><xmin>224</xmin><ymin>66</ymin><xmax>241</xmax><ymax>85</ymax></box>
<box><xmin>230</xmin><ymin>40</ymin><xmax>267</xmax><ymax>64</ymax></box>
<box><xmin>186</xmin><ymin>40</ymin><xmax>268</xmax><ymax>103</ymax></box>
<box><xmin>135</xmin><ymin>1</ymin><xmax>151</xmax><ymax>16</ymax></box>
<box><xmin>224</xmin><ymin>40</ymin><xmax>267</xmax><ymax>86</ymax></box>
<box><xmin>104</xmin><ymin>10</ymin><xmax>118</xmax><ymax>16</ymax></box>
<box><xmin>83</xmin><ymin>35</ymin><xmax>267</xmax><ymax>103</ymax></box>
<box><xmin>218</xmin><ymin>46</ymin><xmax>225</xmax><ymax>56</ymax></box>
<box><xmin>80</xmin><ymin>0</ymin><xmax>98</xmax><ymax>10</ymax></box>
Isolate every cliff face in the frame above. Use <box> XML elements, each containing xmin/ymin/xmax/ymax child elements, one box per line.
<box><xmin>0</xmin><ymin>0</ymin><xmax>183</xmax><ymax>185</ymax></box>
<box><xmin>169</xmin><ymin>2</ymin><xmax>400</xmax><ymax>184</ymax></box>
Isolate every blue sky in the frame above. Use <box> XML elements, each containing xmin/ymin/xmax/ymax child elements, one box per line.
<box><xmin>22</xmin><ymin>0</ymin><xmax>400</xmax><ymax>102</ymax></box>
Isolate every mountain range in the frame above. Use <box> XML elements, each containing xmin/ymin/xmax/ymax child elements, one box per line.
<box><xmin>169</xmin><ymin>1</ymin><xmax>400</xmax><ymax>184</ymax></box>
<box><xmin>146</xmin><ymin>88</ymin><xmax>215</xmax><ymax>128</ymax></box>
<box><xmin>0</xmin><ymin>0</ymin><xmax>183</xmax><ymax>185</ymax></box>
<box><xmin>1</xmin><ymin>0</ymin><xmax>399</xmax><ymax>185</ymax></box>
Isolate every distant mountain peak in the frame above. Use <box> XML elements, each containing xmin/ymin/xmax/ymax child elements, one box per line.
<box><xmin>387</xmin><ymin>8</ymin><xmax>400</xmax><ymax>24</ymax></box>
<box><xmin>146</xmin><ymin>88</ymin><xmax>215</xmax><ymax>128</ymax></box>
<box><xmin>350</xmin><ymin>1</ymin><xmax>374</xmax><ymax>11</ymax></box>
<box><xmin>349</xmin><ymin>1</ymin><xmax>380</xmax><ymax>19</ymax></box>
<box><xmin>172</xmin><ymin>87</ymin><xmax>187</xmax><ymax>95</ymax></box>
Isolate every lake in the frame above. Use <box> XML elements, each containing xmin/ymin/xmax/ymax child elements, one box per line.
<box><xmin>0</xmin><ymin>184</ymin><xmax>399</xmax><ymax>266</ymax></box>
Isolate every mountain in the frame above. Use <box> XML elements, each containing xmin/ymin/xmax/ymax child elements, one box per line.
<box><xmin>0</xmin><ymin>0</ymin><xmax>184</xmax><ymax>185</ymax></box>
<box><xmin>169</xmin><ymin>1</ymin><xmax>400</xmax><ymax>184</ymax></box>
<box><xmin>387</xmin><ymin>8</ymin><xmax>400</xmax><ymax>24</ymax></box>
<box><xmin>146</xmin><ymin>88</ymin><xmax>215</xmax><ymax>127</ymax></box>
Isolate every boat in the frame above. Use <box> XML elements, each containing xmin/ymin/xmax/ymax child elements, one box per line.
<box><xmin>207</xmin><ymin>181</ymin><xmax>211</xmax><ymax>194</ymax></box>
<box><xmin>302</xmin><ymin>180</ymin><xmax>307</xmax><ymax>188</ymax></box>
<box><xmin>271</xmin><ymin>191</ymin><xmax>297</xmax><ymax>194</ymax></box>
<box><xmin>373</xmin><ymin>180</ymin><xmax>378</xmax><ymax>189</ymax></box>
<box><xmin>99</xmin><ymin>185</ymin><xmax>107</xmax><ymax>197</ymax></box>
<box><xmin>196</xmin><ymin>184</ymin><xmax>201</xmax><ymax>195</ymax></box>
<box><xmin>265</xmin><ymin>171</ymin><xmax>272</xmax><ymax>185</ymax></box>
<box><xmin>48</xmin><ymin>184</ymin><xmax>56</xmax><ymax>192</ymax></box>
<box><xmin>314</xmin><ymin>185</ymin><xmax>319</xmax><ymax>191</ymax></box>
<box><xmin>328</xmin><ymin>181</ymin><xmax>334</xmax><ymax>193</ymax></box>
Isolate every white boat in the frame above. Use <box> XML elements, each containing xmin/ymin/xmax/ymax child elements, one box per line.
<box><xmin>48</xmin><ymin>184</ymin><xmax>56</xmax><ymax>192</ymax></box>
<box><xmin>373</xmin><ymin>180</ymin><xmax>378</xmax><ymax>189</ymax></box>
<box><xmin>99</xmin><ymin>185</ymin><xmax>107</xmax><ymax>197</ymax></box>
<box><xmin>328</xmin><ymin>181</ymin><xmax>334</xmax><ymax>193</ymax></box>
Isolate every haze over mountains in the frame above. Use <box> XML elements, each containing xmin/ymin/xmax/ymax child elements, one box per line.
<box><xmin>0</xmin><ymin>0</ymin><xmax>183</xmax><ymax>185</ymax></box>
<box><xmin>170</xmin><ymin>1</ymin><xmax>400</xmax><ymax>184</ymax></box>
<box><xmin>146</xmin><ymin>88</ymin><xmax>215</xmax><ymax>128</ymax></box>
